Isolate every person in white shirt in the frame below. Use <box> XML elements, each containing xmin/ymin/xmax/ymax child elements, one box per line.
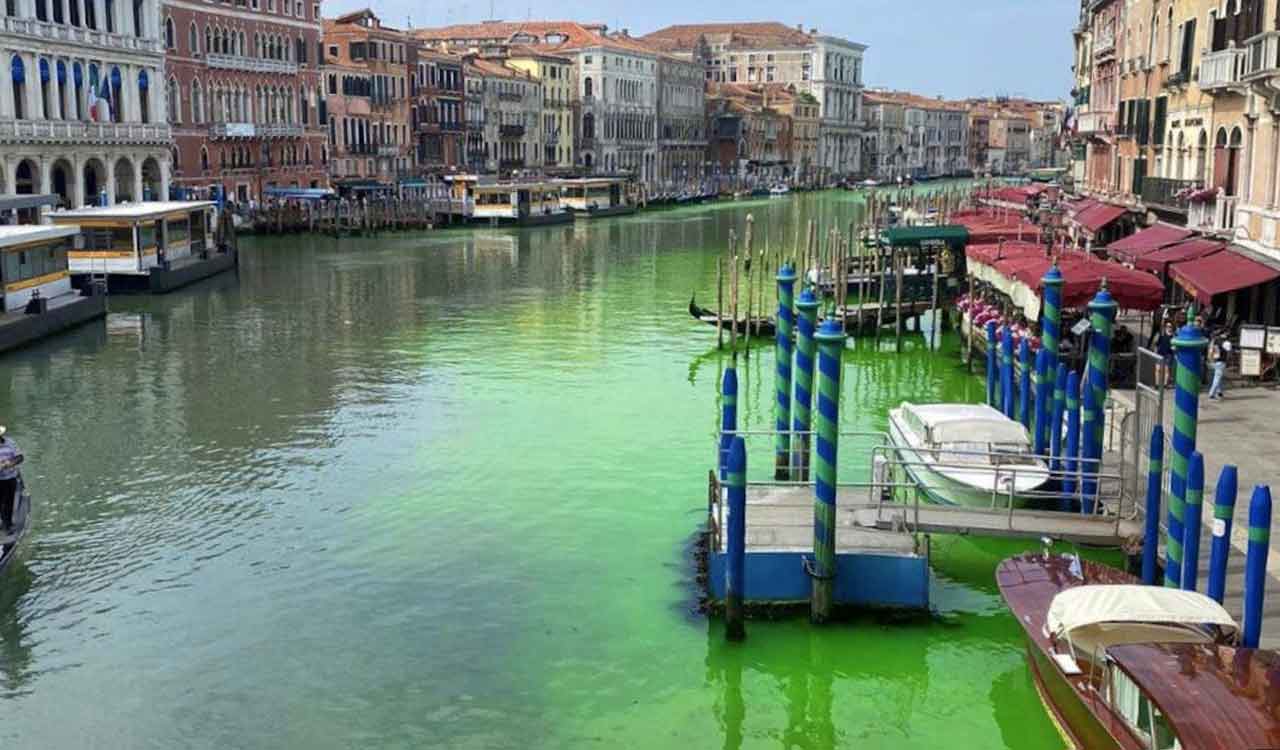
<box><xmin>1208</xmin><ymin>336</ymin><xmax>1231</xmax><ymax>400</ymax></box>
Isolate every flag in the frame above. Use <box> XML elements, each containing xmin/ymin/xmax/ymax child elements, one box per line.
<box><xmin>95</xmin><ymin>77</ymin><xmax>111</xmax><ymax>122</ymax></box>
<box><xmin>87</xmin><ymin>80</ymin><xmax>98</xmax><ymax>122</ymax></box>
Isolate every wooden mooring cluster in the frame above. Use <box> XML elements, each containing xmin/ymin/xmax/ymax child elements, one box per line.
<box><xmin>243</xmin><ymin>197</ymin><xmax>456</xmax><ymax>237</ymax></box>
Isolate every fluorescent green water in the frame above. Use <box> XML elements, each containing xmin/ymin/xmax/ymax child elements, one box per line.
<box><xmin>0</xmin><ymin>189</ymin><xmax>1071</xmax><ymax>748</ymax></box>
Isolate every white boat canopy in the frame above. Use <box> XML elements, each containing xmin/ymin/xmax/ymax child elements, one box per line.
<box><xmin>1048</xmin><ymin>584</ymin><xmax>1239</xmax><ymax>639</ymax></box>
<box><xmin>902</xmin><ymin>403</ymin><xmax>1031</xmax><ymax>446</ymax></box>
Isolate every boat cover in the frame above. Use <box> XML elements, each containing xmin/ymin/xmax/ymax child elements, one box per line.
<box><xmin>903</xmin><ymin>403</ymin><xmax>1030</xmax><ymax>446</ymax></box>
<box><xmin>1047</xmin><ymin>585</ymin><xmax>1238</xmax><ymax>639</ymax></box>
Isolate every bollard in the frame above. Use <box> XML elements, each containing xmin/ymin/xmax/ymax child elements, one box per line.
<box><xmin>1085</xmin><ymin>286</ymin><xmax>1118</xmax><ymax>508</ymax></box>
<box><xmin>1050</xmin><ymin>364</ymin><xmax>1067</xmax><ymax>469</ymax></box>
<box><xmin>1080</xmin><ymin>376</ymin><xmax>1097</xmax><ymax>513</ymax></box>
<box><xmin>725</xmin><ymin>435</ymin><xmax>747</xmax><ymax>641</ymax></box>
<box><xmin>985</xmin><ymin>321</ymin><xmax>998</xmax><ymax>407</ymax></box>
<box><xmin>720</xmin><ymin>367</ymin><xmax>738</xmax><ymax>480</ymax></box>
<box><xmin>1141</xmin><ymin>426</ymin><xmax>1164</xmax><ymax>585</ymax></box>
<box><xmin>1040</xmin><ymin>266</ymin><xmax>1064</xmax><ymax>453</ymax></box>
<box><xmin>792</xmin><ymin>289</ymin><xmax>820</xmax><ymax>481</ymax></box>
<box><xmin>1018</xmin><ymin>338</ymin><xmax>1031</xmax><ymax>429</ymax></box>
<box><xmin>811</xmin><ymin>319</ymin><xmax>847</xmax><ymax>624</ymax></box>
<box><xmin>1032</xmin><ymin>348</ymin><xmax>1050</xmax><ymax>456</ymax></box>
<box><xmin>1000</xmin><ymin>325</ymin><xmax>1014</xmax><ymax>419</ymax></box>
<box><xmin>1062</xmin><ymin>370</ymin><xmax>1081</xmax><ymax>505</ymax></box>
<box><xmin>1166</xmin><ymin>324</ymin><xmax>1208</xmax><ymax>588</ymax></box>
<box><xmin>775</xmin><ymin>264</ymin><xmax>798</xmax><ymax>480</ymax></box>
<box><xmin>1243</xmin><ymin>485</ymin><xmax>1272</xmax><ymax>649</ymax></box>
<box><xmin>1181</xmin><ymin>452</ymin><xmax>1205</xmax><ymax>592</ymax></box>
<box><xmin>1207</xmin><ymin>465</ymin><xmax>1238</xmax><ymax>604</ymax></box>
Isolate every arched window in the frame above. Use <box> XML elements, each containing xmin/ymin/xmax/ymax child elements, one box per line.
<box><xmin>165</xmin><ymin>17</ymin><xmax>175</xmax><ymax>48</ymax></box>
<box><xmin>38</xmin><ymin>58</ymin><xmax>52</xmax><ymax>119</ymax></box>
<box><xmin>137</xmin><ymin>69</ymin><xmax>150</xmax><ymax>123</ymax></box>
<box><xmin>167</xmin><ymin>76</ymin><xmax>179</xmax><ymax>123</ymax></box>
<box><xmin>582</xmin><ymin>112</ymin><xmax>595</xmax><ymax>139</ymax></box>
<box><xmin>191</xmin><ymin>78</ymin><xmax>203</xmax><ymax>123</ymax></box>
<box><xmin>583</xmin><ymin>76</ymin><xmax>592</xmax><ymax>98</ymax></box>
<box><xmin>10</xmin><ymin>55</ymin><xmax>25</xmax><ymax>120</ymax></box>
<box><xmin>189</xmin><ymin>23</ymin><xmax>198</xmax><ymax>55</ymax></box>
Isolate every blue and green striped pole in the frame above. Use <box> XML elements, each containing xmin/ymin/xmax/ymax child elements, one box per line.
<box><xmin>1182</xmin><ymin>452</ymin><xmax>1205</xmax><ymax>591</ymax></box>
<box><xmin>1018</xmin><ymin>339</ymin><xmax>1031</xmax><ymax>429</ymax></box>
<box><xmin>1141</xmin><ymin>425</ymin><xmax>1164</xmax><ymax>585</ymax></box>
<box><xmin>1207</xmin><ymin>465</ymin><xmax>1238</xmax><ymax>604</ymax></box>
<box><xmin>1063</xmin><ymin>370</ymin><xmax>1081</xmax><ymax>504</ymax></box>
<box><xmin>719</xmin><ymin>367</ymin><xmax>738</xmax><ymax>481</ymax></box>
<box><xmin>1081</xmin><ymin>375</ymin><xmax>1098</xmax><ymax>513</ymax></box>
<box><xmin>812</xmin><ymin>319</ymin><xmax>846</xmax><ymax>623</ymax></box>
<box><xmin>1050</xmin><ymin>364</ymin><xmax>1067</xmax><ymax>470</ymax></box>
<box><xmin>725</xmin><ymin>435</ymin><xmax>747</xmax><ymax>641</ymax></box>
<box><xmin>1040</xmin><ymin>266</ymin><xmax>1064</xmax><ymax>450</ymax></box>
<box><xmin>792</xmin><ymin>289</ymin><xmax>820</xmax><ymax>481</ymax></box>
<box><xmin>1084</xmin><ymin>286</ymin><xmax>1118</xmax><ymax>511</ymax></box>
<box><xmin>1000</xmin><ymin>325</ymin><xmax>1014</xmax><ymax>419</ymax></box>
<box><xmin>1165</xmin><ymin>324</ymin><xmax>1208</xmax><ymax>588</ymax></box>
<box><xmin>775</xmin><ymin>264</ymin><xmax>798</xmax><ymax>480</ymax></box>
<box><xmin>1032</xmin><ymin>349</ymin><xmax>1049</xmax><ymax>455</ymax></box>
<box><xmin>1243</xmin><ymin>485</ymin><xmax>1271</xmax><ymax>649</ymax></box>
<box><xmin>985</xmin><ymin>321</ymin><xmax>998</xmax><ymax>407</ymax></box>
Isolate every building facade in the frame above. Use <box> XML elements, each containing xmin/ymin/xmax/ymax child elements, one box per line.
<box><xmin>505</xmin><ymin>47</ymin><xmax>576</xmax><ymax>171</ymax></box>
<box><xmin>412</xmin><ymin>48</ymin><xmax>465</xmax><ymax>174</ymax></box>
<box><xmin>655</xmin><ymin>53</ymin><xmax>706</xmax><ymax>187</ymax></box>
<box><xmin>166</xmin><ymin>0</ymin><xmax>326</xmax><ymax>202</ymax></box>
<box><xmin>469</xmin><ymin>58</ymin><xmax>541</xmax><ymax>174</ymax></box>
<box><xmin>1</xmin><ymin>0</ymin><xmax>170</xmax><ymax>206</ymax></box>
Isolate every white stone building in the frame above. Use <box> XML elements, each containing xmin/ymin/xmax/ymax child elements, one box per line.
<box><xmin>0</xmin><ymin>0</ymin><xmax>170</xmax><ymax>206</ymax></box>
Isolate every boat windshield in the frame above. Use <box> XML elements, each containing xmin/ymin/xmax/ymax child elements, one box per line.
<box><xmin>934</xmin><ymin>442</ymin><xmax>1039</xmax><ymax>467</ymax></box>
<box><xmin>1109</xmin><ymin>665</ymin><xmax>1180</xmax><ymax>750</ymax></box>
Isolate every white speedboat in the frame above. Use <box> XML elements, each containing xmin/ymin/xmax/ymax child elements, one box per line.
<box><xmin>769</xmin><ymin>184</ymin><xmax>791</xmax><ymax>197</ymax></box>
<box><xmin>887</xmin><ymin>402</ymin><xmax>1050</xmax><ymax>507</ymax></box>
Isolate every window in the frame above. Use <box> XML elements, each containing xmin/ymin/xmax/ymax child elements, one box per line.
<box><xmin>328</xmin><ymin>44</ymin><xmax>337</xmax><ymax>58</ymax></box>
<box><xmin>164</xmin><ymin>17</ymin><xmax>175</xmax><ymax>48</ymax></box>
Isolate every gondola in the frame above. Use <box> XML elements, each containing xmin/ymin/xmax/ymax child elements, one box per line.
<box><xmin>688</xmin><ymin>297</ymin><xmax>777</xmax><ymax>337</ymax></box>
<box><xmin>0</xmin><ymin>477</ymin><xmax>31</xmax><ymax>573</ymax></box>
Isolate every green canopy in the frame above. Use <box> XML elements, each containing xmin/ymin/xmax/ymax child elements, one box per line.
<box><xmin>880</xmin><ymin>225</ymin><xmax>970</xmax><ymax>249</ymax></box>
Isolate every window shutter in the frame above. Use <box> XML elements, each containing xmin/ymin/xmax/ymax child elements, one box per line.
<box><xmin>1182</xmin><ymin>19</ymin><xmax>1196</xmax><ymax>78</ymax></box>
<box><xmin>1154</xmin><ymin>97</ymin><xmax>1167</xmax><ymax>145</ymax></box>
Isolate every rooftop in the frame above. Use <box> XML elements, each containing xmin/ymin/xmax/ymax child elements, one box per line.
<box><xmin>0</xmin><ymin>224</ymin><xmax>79</xmax><ymax>249</ymax></box>
<box><xmin>51</xmin><ymin>201</ymin><xmax>215</xmax><ymax>221</ymax></box>
<box><xmin>640</xmin><ymin>21</ymin><xmax>815</xmax><ymax>51</ymax></box>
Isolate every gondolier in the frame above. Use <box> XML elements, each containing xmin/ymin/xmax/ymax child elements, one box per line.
<box><xmin>0</xmin><ymin>426</ymin><xmax>23</xmax><ymax>533</ymax></box>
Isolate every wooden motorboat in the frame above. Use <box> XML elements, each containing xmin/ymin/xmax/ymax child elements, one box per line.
<box><xmin>998</xmin><ymin>553</ymin><xmax>1255</xmax><ymax>750</ymax></box>
<box><xmin>0</xmin><ymin>476</ymin><xmax>31</xmax><ymax>573</ymax></box>
<box><xmin>887</xmin><ymin>402</ymin><xmax>1049</xmax><ymax>507</ymax></box>
<box><xmin>688</xmin><ymin>297</ymin><xmax>776</xmax><ymax>338</ymax></box>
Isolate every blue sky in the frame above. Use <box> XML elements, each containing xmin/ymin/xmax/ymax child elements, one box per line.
<box><xmin>330</xmin><ymin>0</ymin><xmax>1076</xmax><ymax>101</ymax></box>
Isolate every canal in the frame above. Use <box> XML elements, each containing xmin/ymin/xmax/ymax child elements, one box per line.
<box><xmin>0</xmin><ymin>189</ymin><xmax>1065</xmax><ymax>748</ymax></box>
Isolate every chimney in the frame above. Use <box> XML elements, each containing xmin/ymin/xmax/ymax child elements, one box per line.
<box><xmin>809</xmin><ymin>27</ymin><xmax>817</xmax><ymax>35</ymax></box>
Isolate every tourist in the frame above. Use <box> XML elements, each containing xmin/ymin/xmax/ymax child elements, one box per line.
<box><xmin>0</xmin><ymin>426</ymin><xmax>22</xmax><ymax>533</ymax></box>
<box><xmin>1208</xmin><ymin>335</ymin><xmax>1231</xmax><ymax>400</ymax></box>
<box><xmin>1155</xmin><ymin>322</ymin><xmax>1174</xmax><ymax>387</ymax></box>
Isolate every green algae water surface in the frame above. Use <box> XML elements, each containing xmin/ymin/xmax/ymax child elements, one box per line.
<box><xmin>0</xmin><ymin>188</ymin><xmax>1068</xmax><ymax>748</ymax></box>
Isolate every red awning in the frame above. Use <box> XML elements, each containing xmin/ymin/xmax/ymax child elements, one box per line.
<box><xmin>1134</xmin><ymin>238</ymin><xmax>1224</xmax><ymax>274</ymax></box>
<box><xmin>1074</xmin><ymin>202</ymin><xmax>1127</xmax><ymax>233</ymax></box>
<box><xmin>965</xmin><ymin>240</ymin><xmax>1046</xmax><ymax>266</ymax></box>
<box><xmin>1106</xmin><ymin>223</ymin><xmax>1195</xmax><ymax>263</ymax></box>
<box><xmin>1171</xmin><ymin>247</ymin><xmax>1280</xmax><ymax>304</ymax></box>
<box><xmin>953</xmin><ymin>210</ymin><xmax>1042</xmax><ymax>244</ymax></box>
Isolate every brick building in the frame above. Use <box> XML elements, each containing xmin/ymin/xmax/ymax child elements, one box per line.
<box><xmin>165</xmin><ymin>0</ymin><xmax>327</xmax><ymax>202</ymax></box>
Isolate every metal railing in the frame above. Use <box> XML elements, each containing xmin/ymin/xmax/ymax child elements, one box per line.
<box><xmin>1140</xmin><ymin>177</ymin><xmax>1199</xmax><ymax>212</ymax></box>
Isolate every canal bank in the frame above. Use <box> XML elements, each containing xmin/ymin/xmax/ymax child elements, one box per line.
<box><xmin>0</xmin><ymin>190</ymin><xmax>1068</xmax><ymax>749</ymax></box>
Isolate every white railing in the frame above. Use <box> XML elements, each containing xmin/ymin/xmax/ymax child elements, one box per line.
<box><xmin>1095</xmin><ymin>29</ymin><xmax>1116</xmax><ymax>55</ymax></box>
<box><xmin>1076</xmin><ymin>110</ymin><xmax>1113</xmax><ymax>135</ymax></box>
<box><xmin>0</xmin><ymin>118</ymin><xmax>170</xmax><ymax>143</ymax></box>
<box><xmin>209</xmin><ymin>122</ymin><xmax>255</xmax><ymax>138</ymax></box>
<box><xmin>1188</xmin><ymin>192</ymin><xmax>1238</xmax><ymax>234</ymax></box>
<box><xmin>206</xmin><ymin>53</ymin><xmax>297</xmax><ymax>75</ymax></box>
<box><xmin>1199</xmin><ymin>47</ymin><xmax>1246</xmax><ymax>90</ymax></box>
<box><xmin>1243</xmin><ymin>31</ymin><xmax>1280</xmax><ymax>80</ymax></box>
<box><xmin>376</xmin><ymin>144</ymin><xmax>398</xmax><ymax>156</ymax></box>
<box><xmin>0</xmin><ymin>15</ymin><xmax>161</xmax><ymax>53</ymax></box>
<box><xmin>259</xmin><ymin>123</ymin><xmax>303</xmax><ymax>138</ymax></box>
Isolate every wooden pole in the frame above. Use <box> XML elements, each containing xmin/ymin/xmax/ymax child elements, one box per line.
<box><xmin>744</xmin><ymin>214</ymin><xmax>755</xmax><ymax>346</ymax></box>
<box><xmin>895</xmin><ymin>250</ymin><xmax>904</xmax><ymax>353</ymax></box>
<box><xmin>876</xmin><ymin>245</ymin><xmax>887</xmax><ymax>339</ymax></box>
<box><xmin>930</xmin><ymin>260</ymin><xmax>940</xmax><ymax>350</ymax></box>
<box><xmin>717</xmin><ymin>250</ymin><xmax>725</xmax><ymax>349</ymax></box>
<box><xmin>730</xmin><ymin>233</ymin><xmax>740</xmax><ymax>354</ymax></box>
<box><xmin>965</xmin><ymin>274</ymin><xmax>975</xmax><ymax>372</ymax></box>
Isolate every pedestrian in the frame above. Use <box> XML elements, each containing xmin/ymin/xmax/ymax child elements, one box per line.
<box><xmin>1155</xmin><ymin>322</ymin><xmax>1174</xmax><ymax>387</ymax></box>
<box><xmin>0</xmin><ymin>426</ymin><xmax>23</xmax><ymax>533</ymax></box>
<box><xmin>1208</xmin><ymin>334</ymin><xmax>1231</xmax><ymax>400</ymax></box>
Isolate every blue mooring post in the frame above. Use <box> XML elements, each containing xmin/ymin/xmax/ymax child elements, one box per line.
<box><xmin>1080</xmin><ymin>375</ymin><xmax>1097</xmax><ymax>514</ymax></box>
<box><xmin>1050</xmin><ymin>364</ymin><xmax>1067</xmax><ymax>469</ymax></box>
<box><xmin>775</xmin><ymin>264</ymin><xmax>798</xmax><ymax>481</ymax></box>
<box><xmin>1182</xmin><ymin>452</ymin><xmax>1205</xmax><ymax>592</ymax></box>
<box><xmin>985</xmin><ymin>321</ymin><xmax>998</xmax><ymax>407</ymax></box>
<box><xmin>811</xmin><ymin>319</ymin><xmax>847</xmax><ymax>624</ymax></box>
<box><xmin>1032</xmin><ymin>348</ymin><xmax>1050</xmax><ymax>456</ymax></box>
<box><xmin>725</xmin><ymin>435</ymin><xmax>747</xmax><ymax>642</ymax></box>
<box><xmin>719</xmin><ymin>367</ymin><xmax>738</xmax><ymax>481</ymax></box>
<box><xmin>1243</xmin><ymin>485</ymin><xmax>1272</xmax><ymax>649</ymax></box>
<box><xmin>1207</xmin><ymin>465</ymin><xmax>1239</xmax><ymax>604</ymax></box>
<box><xmin>1040</xmin><ymin>266</ymin><xmax>1064</xmax><ymax>450</ymax></box>
<box><xmin>1000</xmin><ymin>325</ymin><xmax>1014</xmax><ymax>419</ymax></box>
<box><xmin>1062</xmin><ymin>370</ymin><xmax>1081</xmax><ymax>506</ymax></box>
<box><xmin>792</xmin><ymin>289</ymin><xmax>820</xmax><ymax>481</ymax></box>
<box><xmin>1142</xmin><ymin>425</ymin><xmax>1164</xmax><ymax>585</ymax></box>
<box><xmin>1018</xmin><ymin>339</ymin><xmax>1031</xmax><ymax>429</ymax></box>
<box><xmin>1166</xmin><ymin>324</ymin><xmax>1208</xmax><ymax>588</ymax></box>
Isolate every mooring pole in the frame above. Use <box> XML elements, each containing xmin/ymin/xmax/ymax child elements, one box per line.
<box><xmin>725</xmin><ymin>435</ymin><xmax>747</xmax><ymax>642</ymax></box>
<box><xmin>1000</xmin><ymin>325</ymin><xmax>1014</xmax><ymax>419</ymax></box>
<box><xmin>1051</xmin><ymin>364</ymin><xmax>1067</xmax><ymax>469</ymax></box>
<box><xmin>719</xmin><ymin>367</ymin><xmax>738</xmax><ymax>480</ymax></box>
<box><xmin>1041</xmin><ymin>266</ymin><xmax>1064</xmax><ymax>451</ymax></box>
<box><xmin>1018</xmin><ymin>338</ymin><xmax>1031</xmax><ymax>430</ymax></box>
<box><xmin>894</xmin><ymin>251</ymin><xmax>904</xmax><ymax>353</ymax></box>
<box><xmin>1243</xmin><ymin>485</ymin><xmax>1272</xmax><ymax>648</ymax></box>
<box><xmin>1207</xmin><ymin>465</ymin><xmax>1238</xmax><ymax>603</ymax></box>
<box><xmin>1142</xmin><ymin>425</ymin><xmax>1164</xmax><ymax>585</ymax></box>
<box><xmin>811</xmin><ymin>319</ymin><xmax>847</xmax><ymax>624</ymax></box>
<box><xmin>1063</xmin><ymin>370</ymin><xmax>1081</xmax><ymax>506</ymax></box>
<box><xmin>1032</xmin><ymin>348</ymin><xmax>1050</xmax><ymax>456</ymax></box>
<box><xmin>1165</xmin><ymin>324</ymin><xmax>1208</xmax><ymax>588</ymax></box>
<box><xmin>1182</xmin><ymin>452</ymin><xmax>1205</xmax><ymax>591</ymax></box>
<box><xmin>774</xmin><ymin>264</ymin><xmax>798</xmax><ymax>480</ymax></box>
<box><xmin>1081</xmin><ymin>376</ymin><xmax>1098</xmax><ymax>513</ymax></box>
<box><xmin>793</xmin><ymin>288</ymin><xmax>820</xmax><ymax>481</ymax></box>
<box><xmin>1084</xmin><ymin>285</ymin><xmax>1118</xmax><ymax>511</ymax></box>
<box><xmin>985</xmin><ymin>321</ymin><xmax>998</xmax><ymax>407</ymax></box>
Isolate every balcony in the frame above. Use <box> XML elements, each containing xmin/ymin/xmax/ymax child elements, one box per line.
<box><xmin>377</xmin><ymin>145</ymin><xmax>399</xmax><ymax>156</ymax></box>
<box><xmin>259</xmin><ymin>123</ymin><xmax>303</xmax><ymax>138</ymax></box>
<box><xmin>0</xmin><ymin>16</ymin><xmax>161</xmax><ymax>54</ymax></box>
<box><xmin>0</xmin><ymin>118</ymin><xmax>170</xmax><ymax>144</ymax></box>
<box><xmin>1140</xmin><ymin>177</ymin><xmax>1199</xmax><ymax>213</ymax></box>
<box><xmin>210</xmin><ymin>122</ymin><xmax>256</xmax><ymax>138</ymax></box>
<box><xmin>1094</xmin><ymin>29</ymin><xmax>1116</xmax><ymax>58</ymax></box>
<box><xmin>499</xmin><ymin>159</ymin><xmax>525</xmax><ymax>170</ymax></box>
<box><xmin>498</xmin><ymin>92</ymin><xmax>523</xmax><ymax>102</ymax></box>
<box><xmin>206</xmin><ymin>53</ymin><xmax>298</xmax><ymax>75</ymax></box>
<box><xmin>441</xmin><ymin>121</ymin><xmax>465</xmax><ymax>132</ymax></box>
<box><xmin>1076</xmin><ymin>110</ymin><xmax>1113</xmax><ymax>136</ymax></box>
<box><xmin>1200</xmin><ymin>47</ymin><xmax>1247</xmax><ymax>92</ymax></box>
<box><xmin>1188</xmin><ymin>192</ymin><xmax>1238</xmax><ymax>235</ymax></box>
<box><xmin>1243</xmin><ymin>31</ymin><xmax>1280</xmax><ymax>82</ymax></box>
<box><xmin>499</xmin><ymin>124</ymin><xmax>526</xmax><ymax>137</ymax></box>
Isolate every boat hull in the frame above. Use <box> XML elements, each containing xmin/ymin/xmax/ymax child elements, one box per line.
<box><xmin>1024</xmin><ymin>639</ymin><xmax>1121</xmax><ymax>750</ymax></box>
<box><xmin>886</xmin><ymin>412</ymin><xmax>1042</xmax><ymax>508</ymax></box>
